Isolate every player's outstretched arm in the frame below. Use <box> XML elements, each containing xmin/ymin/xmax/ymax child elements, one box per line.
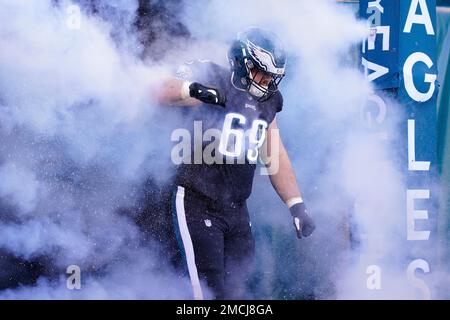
<box><xmin>264</xmin><ymin>118</ymin><xmax>316</xmax><ymax>239</ymax></box>
<box><xmin>152</xmin><ymin>78</ymin><xmax>226</xmax><ymax>107</ymax></box>
<box><xmin>152</xmin><ymin>78</ymin><xmax>201</xmax><ymax>107</ymax></box>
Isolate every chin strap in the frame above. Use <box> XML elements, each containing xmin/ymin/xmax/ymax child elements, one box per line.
<box><xmin>248</xmin><ymin>82</ymin><xmax>266</xmax><ymax>98</ymax></box>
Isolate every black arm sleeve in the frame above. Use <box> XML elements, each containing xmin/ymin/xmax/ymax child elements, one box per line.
<box><xmin>275</xmin><ymin>92</ymin><xmax>283</xmax><ymax>113</ymax></box>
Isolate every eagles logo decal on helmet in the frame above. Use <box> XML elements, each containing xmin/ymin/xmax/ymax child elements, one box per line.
<box><xmin>247</xmin><ymin>40</ymin><xmax>285</xmax><ymax>75</ymax></box>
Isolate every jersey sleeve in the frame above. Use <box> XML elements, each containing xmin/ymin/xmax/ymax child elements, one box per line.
<box><xmin>275</xmin><ymin>92</ymin><xmax>283</xmax><ymax>113</ymax></box>
<box><xmin>175</xmin><ymin>60</ymin><xmax>217</xmax><ymax>85</ymax></box>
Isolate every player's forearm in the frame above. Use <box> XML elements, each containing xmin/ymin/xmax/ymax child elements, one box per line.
<box><xmin>152</xmin><ymin>78</ymin><xmax>199</xmax><ymax>106</ymax></box>
<box><xmin>268</xmin><ymin>142</ymin><xmax>302</xmax><ymax>204</ymax></box>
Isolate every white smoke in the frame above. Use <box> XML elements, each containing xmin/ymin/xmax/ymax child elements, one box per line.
<box><xmin>0</xmin><ymin>0</ymin><xmax>190</xmax><ymax>299</ymax></box>
<box><xmin>0</xmin><ymin>250</ymin><xmax>195</xmax><ymax>299</ymax></box>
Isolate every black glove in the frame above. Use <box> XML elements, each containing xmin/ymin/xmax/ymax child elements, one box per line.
<box><xmin>189</xmin><ymin>82</ymin><xmax>226</xmax><ymax>106</ymax></box>
<box><xmin>289</xmin><ymin>202</ymin><xmax>316</xmax><ymax>239</ymax></box>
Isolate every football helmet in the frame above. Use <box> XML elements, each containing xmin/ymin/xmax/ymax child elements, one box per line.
<box><xmin>227</xmin><ymin>27</ymin><xmax>287</xmax><ymax>101</ymax></box>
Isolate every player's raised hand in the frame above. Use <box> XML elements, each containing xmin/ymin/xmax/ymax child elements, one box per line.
<box><xmin>189</xmin><ymin>82</ymin><xmax>226</xmax><ymax>107</ymax></box>
<box><xmin>289</xmin><ymin>202</ymin><xmax>315</xmax><ymax>239</ymax></box>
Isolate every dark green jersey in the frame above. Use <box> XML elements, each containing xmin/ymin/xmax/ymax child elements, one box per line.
<box><xmin>174</xmin><ymin>60</ymin><xmax>283</xmax><ymax>206</ymax></box>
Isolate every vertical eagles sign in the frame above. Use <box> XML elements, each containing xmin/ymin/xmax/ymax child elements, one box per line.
<box><xmin>360</xmin><ymin>0</ymin><xmax>438</xmax><ymax>299</ymax></box>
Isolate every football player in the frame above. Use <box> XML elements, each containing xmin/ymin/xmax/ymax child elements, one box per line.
<box><xmin>154</xmin><ymin>27</ymin><xmax>315</xmax><ymax>300</ymax></box>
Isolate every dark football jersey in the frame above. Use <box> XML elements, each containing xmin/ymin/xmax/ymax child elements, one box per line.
<box><xmin>173</xmin><ymin>60</ymin><xmax>283</xmax><ymax>206</ymax></box>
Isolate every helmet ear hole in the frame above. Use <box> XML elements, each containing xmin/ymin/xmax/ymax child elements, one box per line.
<box><xmin>246</xmin><ymin>60</ymin><xmax>254</xmax><ymax>69</ymax></box>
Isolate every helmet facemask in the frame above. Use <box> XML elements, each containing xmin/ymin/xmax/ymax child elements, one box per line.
<box><xmin>244</xmin><ymin>59</ymin><xmax>284</xmax><ymax>102</ymax></box>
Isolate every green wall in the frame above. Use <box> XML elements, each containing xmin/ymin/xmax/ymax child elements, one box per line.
<box><xmin>436</xmin><ymin>7</ymin><xmax>450</xmax><ymax>263</ymax></box>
